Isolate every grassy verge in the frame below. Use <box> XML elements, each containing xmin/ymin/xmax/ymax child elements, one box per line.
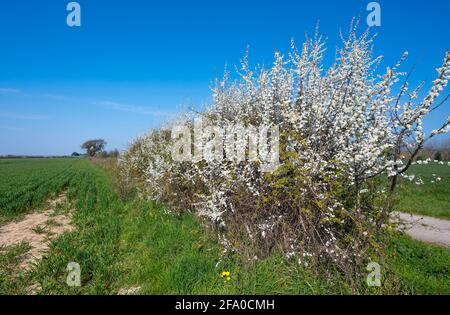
<box><xmin>384</xmin><ymin>234</ymin><xmax>450</xmax><ymax>294</ymax></box>
<box><xmin>117</xmin><ymin>200</ymin><xmax>348</xmax><ymax>295</ymax></box>
<box><xmin>396</xmin><ymin>164</ymin><xmax>450</xmax><ymax>219</ymax></box>
<box><xmin>116</xmin><ymin>201</ymin><xmax>450</xmax><ymax>295</ymax></box>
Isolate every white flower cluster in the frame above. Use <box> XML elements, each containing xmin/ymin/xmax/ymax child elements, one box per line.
<box><xmin>412</xmin><ymin>158</ymin><xmax>448</xmax><ymax>166</ymax></box>
<box><xmin>119</xmin><ymin>24</ymin><xmax>450</xmax><ymax>273</ymax></box>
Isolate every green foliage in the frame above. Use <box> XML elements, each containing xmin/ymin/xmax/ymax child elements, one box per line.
<box><xmin>81</xmin><ymin>139</ymin><xmax>107</xmax><ymax>157</ymax></box>
<box><xmin>434</xmin><ymin>151</ymin><xmax>443</xmax><ymax>161</ymax></box>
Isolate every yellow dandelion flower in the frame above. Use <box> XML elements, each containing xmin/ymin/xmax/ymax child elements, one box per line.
<box><xmin>220</xmin><ymin>271</ymin><xmax>230</xmax><ymax>278</ymax></box>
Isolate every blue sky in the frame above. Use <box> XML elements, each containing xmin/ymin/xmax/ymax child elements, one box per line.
<box><xmin>0</xmin><ymin>0</ymin><xmax>449</xmax><ymax>155</ymax></box>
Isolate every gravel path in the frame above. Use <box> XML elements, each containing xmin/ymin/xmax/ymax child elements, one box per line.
<box><xmin>392</xmin><ymin>212</ymin><xmax>450</xmax><ymax>248</ymax></box>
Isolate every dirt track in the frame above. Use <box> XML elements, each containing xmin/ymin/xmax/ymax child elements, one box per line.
<box><xmin>392</xmin><ymin>212</ymin><xmax>450</xmax><ymax>248</ymax></box>
<box><xmin>0</xmin><ymin>193</ymin><xmax>73</xmax><ymax>269</ymax></box>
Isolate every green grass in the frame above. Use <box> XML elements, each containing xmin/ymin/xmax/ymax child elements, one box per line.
<box><xmin>116</xmin><ymin>201</ymin><xmax>450</xmax><ymax>295</ymax></box>
<box><xmin>117</xmin><ymin>201</ymin><xmax>343</xmax><ymax>295</ymax></box>
<box><xmin>0</xmin><ymin>158</ymin><xmax>448</xmax><ymax>295</ymax></box>
<box><xmin>0</xmin><ymin>242</ymin><xmax>32</xmax><ymax>294</ymax></box>
<box><xmin>31</xmin><ymin>161</ymin><xmax>124</xmax><ymax>294</ymax></box>
<box><xmin>396</xmin><ymin>163</ymin><xmax>450</xmax><ymax>219</ymax></box>
<box><xmin>384</xmin><ymin>233</ymin><xmax>450</xmax><ymax>294</ymax></box>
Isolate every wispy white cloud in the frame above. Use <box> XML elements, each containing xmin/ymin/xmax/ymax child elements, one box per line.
<box><xmin>0</xmin><ymin>88</ymin><xmax>21</xmax><ymax>95</ymax></box>
<box><xmin>0</xmin><ymin>125</ymin><xmax>22</xmax><ymax>131</ymax></box>
<box><xmin>0</xmin><ymin>112</ymin><xmax>49</xmax><ymax>120</ymax></box>
<box><xmin>94</xmin><ymin>100</ymin><xmax>172</xmax><ymax>117</ymax></box>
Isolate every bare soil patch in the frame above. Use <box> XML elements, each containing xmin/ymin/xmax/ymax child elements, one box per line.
<box><xmin>0</xmin><ymin>192</ymin><xmax>74</xmax><ymax>269</ymax></box>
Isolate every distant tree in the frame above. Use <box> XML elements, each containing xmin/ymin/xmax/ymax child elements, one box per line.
<box><xmin>71</xmin><ymin>152</ymin><xmax>80</xmax><ymax>157</ymax></box>
<box><xmin>434</xmin><ymin>151</ymin><xmax>442</xmax><ymax>161</ymax></box>
<box><xmin>81</xmin><ymin>139</ymin><xmax>107</xmax><ymax>157</ymax></box>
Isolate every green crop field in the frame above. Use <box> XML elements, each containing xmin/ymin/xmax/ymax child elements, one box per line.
<box><xmin>0</xmin><ymin>158</ymin><xmax>449</xmax><ymax>295</ymax></box>
<box><xmin>0</xmin><ymin>158</ymin><xmax>81</xmax><ymax>224</ymax></box>
<box><xmin>396</xmin><ymin>163</ymin><xmax>450</xmax><ymax>219</ymax></box>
